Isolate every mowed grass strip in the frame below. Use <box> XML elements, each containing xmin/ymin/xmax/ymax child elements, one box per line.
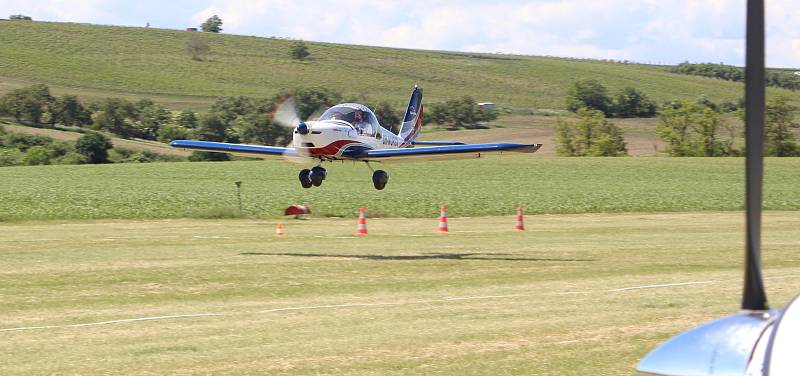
<box><xmin>1</xmin><ymin>212</ymin><xmax>799</xmax><ymax>374</ymax></box>
<box><xmin>2</xmin><ymin>157</ymin><xmax>800</xmax><ymax>220</ymax></box>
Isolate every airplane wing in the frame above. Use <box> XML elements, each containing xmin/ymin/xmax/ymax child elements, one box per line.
<box><xmin>169</xmin><ymin>140</ymin><xmax>296</xmax><ymax>159</ymax></box>
<box><xmin>356</xmin><ymin>142</ymin><xmax>542</xmax><ymax>163</ymax></box>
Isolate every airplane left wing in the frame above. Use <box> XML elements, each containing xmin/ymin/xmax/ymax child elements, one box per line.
<box><xmin>355</xmin><ymin>142</ymin><xmax>542</xmax><ymax>163</ymax></box>
<box><xmin>169</xmin><ymin>140</ymin><xmax>295</xmax><ymax>159</ymax></box>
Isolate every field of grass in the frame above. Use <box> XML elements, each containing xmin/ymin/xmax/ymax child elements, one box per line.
<box><xmin>2</xmin><ymin>21</ymin><xmax>799</xmax><ymax>110</ymax></box>
<box><xmin>2</xmin><ymin>156</ymin><xmax>800</xmax><ymax>221</ymax></box>
<box><xmin>2</xmin><ymin>212</ymin><xmax>799</xmax><ymax>374</ymax></box>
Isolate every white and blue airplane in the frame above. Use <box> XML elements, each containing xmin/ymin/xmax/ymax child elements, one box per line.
<box><xmin>170</xmin><ymin>86</ymin><xmax>540</xmax><ymax>190</ymax></box>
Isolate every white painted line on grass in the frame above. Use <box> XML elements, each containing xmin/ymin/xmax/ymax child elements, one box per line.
<box><xmin>0</xmin><ymin>281</ymin><xmax>722</xmax><ymax>334</ymax></box>
<box><xmin>0</xmin><ymin>313</ymin><xmax>222</xmax><ymax>333</ymax></box>
<box><xmin>608</xmin><ymin>280</ymin><xmax>715</xmax><ymax>292</ymax></box>
<box><xmin>0</xmin><ymin>294</ymin><xmax>522</xmax><ymax>334</ymax></box>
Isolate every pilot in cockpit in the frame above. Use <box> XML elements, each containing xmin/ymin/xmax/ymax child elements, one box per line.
<box><xmin>353</xmin><ymin>109</ymin><xmax>374</xmax><ymax>136</ymax></box>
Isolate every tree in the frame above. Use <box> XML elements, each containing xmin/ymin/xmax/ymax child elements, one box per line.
<box><xmin>132</xmin><ymin>98</ymin><xmax>171</xmax><ymax>140</ymax></box>
<box><xmin>765</xmin><ymin>96</ymin><xmax>800</xmax><ymax>157</ymax></box>
<box><xmin>195</xmin><ymin>113</ymin><xmax>228</xmax><ymax>142</ymax></box>
<box><xmin>424</xmin><ymin>96</ymin><xmax>495</xmax><ymax>129</ymax></box>
<box><xmin>656</xmin><ymin>101</ymin><xmax>736</xmax><ymax>156</ymax></box>
<box><xmin>90</xmin><ymin>98</ymin><xmax>138</xmax><ymax>138</ymax></box>
<box><xmin>157</xmin><ymin>124</ymin><xmax>190</xmax><ymax>143</ymax></box>
<box><xmin>75</xmin><ymin>132</ymin><xmax>113</xmax><ymax>164</ymax></box>
<box><xmin>200</xmin><ymin>15</ymin><xmax>223</xmax><ymax>33</ymax></box>
<box><xmin>175</xmin><ymin>110</ymin><xmax>199</xmax><ymax>128</ymax></box>
<box><xmin>555</xmin><ymin>108</ymin><xmax>627</xmax><ymax>156</ymax></box>
<box><xmin>370</xmin><ymin>102</ymin><xmax>402</xmax><ymax>133</ymax></box>
<box><xmin>290</xmin><ymin>41</ymin><xmax>310</xmax><ymax>61</ymax></box>
<box><xmin>612</xmin><ymin>87</ymin><xmax>656</xmax><ymax>118</ymax></box>
<box><xmin>9</xmin><ymin>14</ymin><xmax>32</xmax><ymax>20</ymax></box>
<box><xmin>185</xmin><ymin>35</ymin><xmax>210</xmax><ymax>61</ymax></box>
<box><xmin>566</xmin><ymin>79</ymin><xmax>611</xmax><ymax>115</ymax></box>
<box><xmin>294</xmin><ymin>87</ymin><xmax>341</xmax><ymax>119</ymax></box>
<box><xmin>0</xmin><ymin>84</ymin><xmax>53</xmax><ymax>124</ymax></box>
<box><xmin>50</xmin><ymin>95</ymin><xmax>91</xmax><ymax>127</ymax></box>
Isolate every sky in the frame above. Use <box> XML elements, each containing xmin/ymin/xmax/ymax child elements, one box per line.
<box><xmin>2</xmin><ymin>0</ymin><xmax>798</xmax><ymax>68</ymax></box>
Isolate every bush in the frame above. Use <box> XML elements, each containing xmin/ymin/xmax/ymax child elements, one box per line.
<box><xmin>290</xmin><ymin>41</ymin><xmax>310</xmax><ymax>61</ymax></box>
<box><xmin>188</xmin><ymin>151</ymin><xmax>230</xmax><ymax>161</ymax></box>
<box><xmin>53</xmin><ymin>151</ymin><xmax>87</xmax><ymax>165</ymax></box>
<box><xmin>186</xmin><ymin>35</ymin><xmax>210</xmax><ymax>61</ymax></box>
<box><xmin>0</xmin><ymin>148</ymin><xmax>23</xmax><ymax>166</ymax></box>
<box><xmin>75</xmin><ymin>132</ymin><xmax>113</xmax><ymax>163</ymax></box>
<box><xmin>22</xmin><ymin>146</ymin><xmax>53</xmax><ymax>165</ymax></box>
<box><xmin>556</xmin><ymin>108</ymin><xmax>627</xmax><ymax>156</ymax></box>
<box><xmin>566</xmin><ymin>80</ymin><xmax>611</xmax><ymax>115</ymax></box>
<box><xmin>3</xmin><ymin>133</ymin><xmax>52</xmax><ymax>151</ymax></box>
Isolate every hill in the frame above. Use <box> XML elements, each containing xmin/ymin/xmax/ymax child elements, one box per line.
<box><xmin>2</xmin><ymin>20</ymin><xmax>798</xmax><ymax>111</ymax></box>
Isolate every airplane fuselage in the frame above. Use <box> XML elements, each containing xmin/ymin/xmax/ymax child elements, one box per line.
<box><xmin>292</xmin><ymin>120</ymin><xmax>406</xmax><ymax>160</ymax></box>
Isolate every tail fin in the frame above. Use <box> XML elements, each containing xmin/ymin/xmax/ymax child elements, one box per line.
<box><xmin>398</xmin><ymin>86</ymin><xmax>423</xmax><ymax>146</ymax></box>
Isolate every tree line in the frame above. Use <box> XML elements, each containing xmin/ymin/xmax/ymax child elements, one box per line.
<box><xmin>558</xmin><ymin>79</ymin><xmax>799</xmax><ymax>157</ymax></box>
<box><xmin>671</xmin><ymin>62</ymin><xmax>800</xmax><ymax>91</ymax></box>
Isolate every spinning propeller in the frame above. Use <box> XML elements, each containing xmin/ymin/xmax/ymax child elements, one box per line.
<box><xmin>272</xmin><ymin>97</ymin><xmax>328</xmax><ymax>163</ymax></box>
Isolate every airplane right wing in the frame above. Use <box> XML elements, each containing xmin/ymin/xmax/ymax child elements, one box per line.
<box><xmin>354</xmin><ymin>142</ymin><xmax>541</xmax><ymax>163</ymax></box>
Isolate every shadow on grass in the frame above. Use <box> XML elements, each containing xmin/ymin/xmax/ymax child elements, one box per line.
<box><xmin>240</xmin><ymin>252</ymin><xmax>592</xmax><ymax>262</ymax></box>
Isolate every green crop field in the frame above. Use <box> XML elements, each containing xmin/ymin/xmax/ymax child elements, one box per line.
<box><xmin>2</xmin><ymin>156</ymin><xmax>800</xmax><ymax>221</ymax></box>
<box><xmin>2</xmin><ymin>21</ymin><xmax>799</xmax><ymax>110</ymax></box>
<box><xmin>2</xmin><ymin>212</ymin><xmax>799</xmax><ymax>374</ymax></box>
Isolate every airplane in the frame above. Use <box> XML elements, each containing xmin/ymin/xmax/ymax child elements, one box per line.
<box><xmin>169</xmin><ymin>86</ymin><xmax>541</xmax><ymax>190</ymax></box>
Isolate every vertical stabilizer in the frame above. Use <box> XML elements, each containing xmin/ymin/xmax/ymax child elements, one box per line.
<box><xmin>399</xmin><ymin>86</ymin><xmax>423</xmax><ymax>146</ymax></box>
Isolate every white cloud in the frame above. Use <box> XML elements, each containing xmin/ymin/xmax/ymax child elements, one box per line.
<box><xmin>3</xmin><ymin>0</ymin><xmax>798</xmax><ymax>67</ymax></box>
<box><xmin>1</xmin><ymin>0</ymin><xmax>113</xmax><ymax>23</ymax></box>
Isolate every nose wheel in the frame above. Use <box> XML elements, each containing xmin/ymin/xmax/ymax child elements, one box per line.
<box><xmin>299</xmin><ymin>166</ymin><xmax>327</xmax><ymax>188</ymax></box>
<box><xmin>372</xmin><ymin>170</ymin><xmax>389</xmax><ymax>190</ymax></box>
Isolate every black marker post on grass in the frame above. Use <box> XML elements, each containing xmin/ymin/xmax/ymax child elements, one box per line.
<box><xmin>234</xmin><ymin>181</ymin><xmax>243</xmax><ymax>216</ymax></box>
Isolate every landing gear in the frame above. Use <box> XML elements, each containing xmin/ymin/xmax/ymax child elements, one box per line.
<box><xmin>372</xmin><ymin>170</ymin><xmax>389</xmax><ymax>190</ymax></box>
<box><xmin>299</xmin><ymin>169</ymin><xmax>312</xmax><ymax>188</ymax></box>
<box><xmin>309</xmin><ymin>166</ymin><xmax>327</xmax><ymax>187</ymax></box>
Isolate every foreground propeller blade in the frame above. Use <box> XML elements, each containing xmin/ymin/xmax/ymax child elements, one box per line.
<box><xmin>637</xmin><ymin>1</ymin><xmax>772</xmax><ymax>375</ymax></box>
<box><xmin>742</xmin><ymin>0</ymin><xmax>768</xmax><ymax>312</ymax></box>
<box><xmin>273</xmin><ymin>97</ymin><xmax>301</xmax><ymax>129</ymax></box>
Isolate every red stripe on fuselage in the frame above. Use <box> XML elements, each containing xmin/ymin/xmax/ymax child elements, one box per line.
<box><xmin>302</xmin><ymin>140</ymin><xmax>362</xmax><ymax>156</ymax></box>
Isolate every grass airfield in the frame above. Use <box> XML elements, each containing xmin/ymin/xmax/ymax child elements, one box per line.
<box><xmin>2</xmin><ymin>212</ymin><xmax>800</xmax><ymax>375</ymax></box>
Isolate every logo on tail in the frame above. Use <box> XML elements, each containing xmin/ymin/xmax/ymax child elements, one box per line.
<box><xmin>399</xmin><ymin>86</ymin><xmax>423</xmax><ymax>146</ymax></box>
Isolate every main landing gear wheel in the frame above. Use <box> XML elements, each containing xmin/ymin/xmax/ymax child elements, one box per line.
<box><xmin>372</xmin><ymin>170</ymin><xmax>389</xmax><ymax>190</ymax></box>
<box><xmin>299</xmin><ymin>169</ymin><xmax>312</xmax><ymax>188</ymax></box>
<box><xmin>310</xmin><ymin>166</ymin><xmax>327</xmax><ymax>187</ymax></box>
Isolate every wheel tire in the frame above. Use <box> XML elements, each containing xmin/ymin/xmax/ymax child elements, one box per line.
<box><xmin>299</xmin><ymin>169</ymin><xmax>312</xmax><ymax>188</ymax></box>
<box><xmin>310</xmin><ymin>167</ymin><xmax>326</xmax><ymax>187</ymax></box>
<box><xmin>372</xmin><ymin>170</ymin><xmax>389</xmax><ymax>190</ymax></box>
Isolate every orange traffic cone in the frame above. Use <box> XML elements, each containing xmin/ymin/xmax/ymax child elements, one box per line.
<box><xmin>275</xmin><ymin>223</ymin><xmax>285</xmax><ymax>237</ymax></box>
<box><xmin>515</xmin><ymin>205</ymin><xmax>525</xmax><ymax>231</ymax></box>
<box><xmin>438</xmin><ymin>205</ymin><xmax>449</xmax><ymax>233</ymax></box>
<box><xmin>356</xmin><ymin>207</ymin><xmax>368</xmax><ymax>235</ymax></box>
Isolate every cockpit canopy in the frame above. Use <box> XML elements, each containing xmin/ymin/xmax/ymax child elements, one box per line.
<box><xmin>318</xmin><ymin>103</ymin><xmax>380</xmax><ymax>130</ymax></box>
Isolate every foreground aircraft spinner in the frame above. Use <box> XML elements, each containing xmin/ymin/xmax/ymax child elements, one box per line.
<box><xmin>170</xmin><ymin>86</ymin><xmax>540</xmax><ymax>190</ymax></box>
